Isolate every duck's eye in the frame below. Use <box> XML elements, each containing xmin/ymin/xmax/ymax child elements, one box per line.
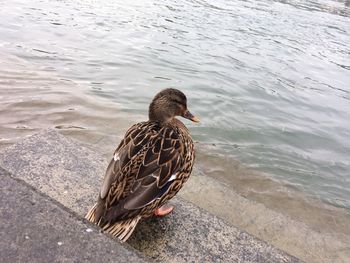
<box><xmin>173</xmin><ymin>99</ymin><xmax>185</xmax><ymax>106</ymax></box>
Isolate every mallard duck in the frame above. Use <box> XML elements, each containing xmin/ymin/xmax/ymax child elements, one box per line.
<box><xmin>86</xmin><ymin>88</ymin><xmax>199</xmax><ymax>242</ymax></box>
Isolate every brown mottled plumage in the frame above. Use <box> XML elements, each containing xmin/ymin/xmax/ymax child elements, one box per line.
<box><xmin>85</xmin><ymin>88</ymin><xmax>199</xmax><ymax>242</ymax></box>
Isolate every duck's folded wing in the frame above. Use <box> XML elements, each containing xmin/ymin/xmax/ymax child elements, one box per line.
<box><xmin>99</xmin><ymin>122</ymin><xmax>151</xmax><ymax>200</ymax></box>
<box><xmin>104</xmin><ymin>127</ymin><xmax>184</xmax><ymax>221</ymax></box>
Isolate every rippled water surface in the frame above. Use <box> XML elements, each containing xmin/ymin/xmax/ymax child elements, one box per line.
<box><xmin>1</xmin><ymin>0</ymin><xmax>350</xmax><ymax>209</ymax></box>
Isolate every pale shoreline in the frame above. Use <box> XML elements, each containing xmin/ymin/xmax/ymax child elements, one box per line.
<box><xmin>1</xmin><ymin>128</ymin><xmax>349</xmax><ymax>262</ymax></box>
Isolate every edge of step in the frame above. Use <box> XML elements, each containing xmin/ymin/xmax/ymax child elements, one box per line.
<box><xmin>0</xmin><ymin>129</ymin><xmax>302</xmax><ymax>262</ymax></box>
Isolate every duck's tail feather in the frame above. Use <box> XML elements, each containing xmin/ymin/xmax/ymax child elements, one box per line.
<box><xmin>85</xmin><ymin>203</ymin><xmax>98</xmax><ymax>222</ymax></box>
<box><xmin>102</xmin><ymin>217</ymin><xmax>141</xmax><ymax>242</ymax></box>
<box><xmin>85</xmin><ymin>203</ymin><xmax>140</xmax><ymax>242</ymax></box>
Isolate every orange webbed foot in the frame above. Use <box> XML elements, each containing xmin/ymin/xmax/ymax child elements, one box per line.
<box><xmin>154</xmin><ymin>204</ymin><xmax>174</xmax><ymax>217</ymax></box>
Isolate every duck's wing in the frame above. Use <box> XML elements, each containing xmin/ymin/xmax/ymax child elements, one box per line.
<box><xmin>100</xmin><ymin>122</ymin><xmax>153</xmax><ymax>200</ymax></box>
<box><xmin>99</xmin><ymin>122</ymin><xmax>144</xmax><ymax>200</ymax></box>
<box><xmin>102</xmin><ymin>125</ymin><xmax>184</xmax><ymax>222</ymax></box>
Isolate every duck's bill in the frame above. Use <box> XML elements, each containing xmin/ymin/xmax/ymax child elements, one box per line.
<box><xmin>183</xmin><ymin>110</ymin><xmax>200</xmax><ymax>123</ymax></box>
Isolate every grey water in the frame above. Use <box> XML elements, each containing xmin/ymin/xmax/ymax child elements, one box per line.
<box><xmin>0</xmin><ymin>0</ymin><xmax>350</xmax><ymax>209</ymax></box>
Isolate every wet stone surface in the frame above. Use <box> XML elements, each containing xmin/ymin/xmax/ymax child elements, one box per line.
<box><xmin>129</xmin><ymin>199</ymin><xmax>301</xmax><ymax>263</ymax></box>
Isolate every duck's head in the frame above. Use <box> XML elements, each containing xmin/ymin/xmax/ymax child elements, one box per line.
<box><xmin>149</xmin><ymin>88</ymin><xmax>200</xmax><ymax>124</ymax></box>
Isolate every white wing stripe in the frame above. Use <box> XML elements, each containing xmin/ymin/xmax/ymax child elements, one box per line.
<box><xmin>168</xmin><ymin>173</ymin><xmax>177</xmax><ymax>181</ymax></box>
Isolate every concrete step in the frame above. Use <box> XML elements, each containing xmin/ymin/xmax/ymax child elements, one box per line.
<box><xmin>0</xmin><ymin>129</ymin><xmax>301</xmax><ymax>262</ymax></box>
<box><xmin>0</xmin><ymin>167</ymin><xmax>147</xmax><ymax>263</ymax></box>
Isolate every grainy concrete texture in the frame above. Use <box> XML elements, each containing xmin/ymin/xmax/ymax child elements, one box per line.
<box><xmin>0</xmin><ymin>129</ymin><xmax>301</xmax><ymax>262</ymax></box>
<box><xmin>0</xmin><ymin>167</ymin><xmax>146</xmax><ymax>263</ymax></box>
<box><xmin>180</xmin><ymin>174</ymin><xmax>350</xmax><ymax>263</ymax></box>
<box><xmin>128</xmin><ymin>199</ymin><xmax>300</xmax><ymax>263</ymax></box>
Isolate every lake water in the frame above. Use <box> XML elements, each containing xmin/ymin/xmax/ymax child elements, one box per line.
<box><xmin>1</xmin><ymin>0</ymin><xmax>350</xmax><ymax>213</ymax></box>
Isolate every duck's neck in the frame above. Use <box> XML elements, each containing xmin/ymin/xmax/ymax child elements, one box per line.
<box><xmin>149</xmin><ymin>101</ymin><xmax>172</xmax><ymax>125</ymax></box>
<box><xmin>170</xmin><ymin>118</ymin><xmax>188</xmax><ymax>131</ymax></box>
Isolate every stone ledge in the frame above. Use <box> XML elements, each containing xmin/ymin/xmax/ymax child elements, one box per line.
<box><xmin>0</xmin><ymin>129</ymin><xmax>302</xmax><ymax>262</ymax></box>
